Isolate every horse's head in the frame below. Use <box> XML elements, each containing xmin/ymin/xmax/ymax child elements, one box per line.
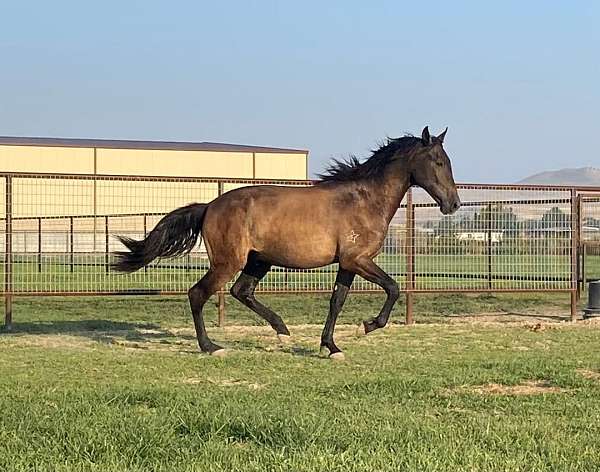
<box><xmin>409</xmin><ymin>126</ymin><xmax>461</xmax><ymax>215</ymax></box>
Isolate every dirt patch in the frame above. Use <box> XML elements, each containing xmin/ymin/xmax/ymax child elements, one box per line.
<box><xmin>580</xmin><ymin>317</ymin><xmax>600</xmax><ymax>327</ymax></box>
<box><xmin>182</xmin><ymin>377</ymin><xmax>265</xmax><ymax>390</ymax></box>
<box><xmin>466</xmin><ymin>380</ymin><xmax>566</xmax><ymax>396</ymax></box>
<box><xmin>446</xmin><ymin>312</ymin><xmax>569</xmax><ymax>326</ymax></box>
<box><xmin>577</xmin><ymin>369</ymin><xmax>600</xmax><ymax>381</ymax></box>
<box><xmin>527</xmin><ymin>322</ymin><xmax>546</xmax><ymax>332</ymax></box>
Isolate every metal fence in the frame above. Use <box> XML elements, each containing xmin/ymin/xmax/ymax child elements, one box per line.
<box><xmin>579</xmin><ymin>194</ymin><xmax>600</xmax><ymax>286</ymax></box>
<box><xmin>2</xmin><ymin>172</ymin><xmax>597</xmax><ymax>328</ymax></box>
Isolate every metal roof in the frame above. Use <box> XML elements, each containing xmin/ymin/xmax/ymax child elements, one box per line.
<box><xmin>0</xmin><ymin>136</ymin><xmax>308</xmax><ymax>154</ymax></box>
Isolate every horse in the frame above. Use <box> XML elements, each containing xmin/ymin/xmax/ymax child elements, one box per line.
<box><xmin>112</xmin><ymin>126</ymin><xmax>460</xmax><ymax>359</ymax></box>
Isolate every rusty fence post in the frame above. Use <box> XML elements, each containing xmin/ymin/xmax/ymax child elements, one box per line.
<box><xmin>487</xmin><ymin>227</ymin><xmax>493</xmax><ymax>289</ymax></box>
<box><xmin>571</xmin><ymin>190</ymin><xmax>579</xmax><ymax>321</ymax></box>
<box><xmin>576</xmin><ymin>195</ymin><xmax>583</xmax><ymax>299</ymax></box>
<box><xmin>143</xmin><ymin>213</ymin><xmax>148</xmax><ymax>273</ymax></box>
<box><xmin>37</xmin><ymin>217</ymin><xmax>42</xmax><ymax>273</ymax></box>
<box><xmin>4</xmin><ymin>175</ymin><xmax>13</xmax><ymax>330</ymax></box>
<box><xmin>104</xmin><ymin>215</ymin><xmax>109</xmax><ymax>273</ymax></box>
<box><xmin>217</xmin><ymin>292</ymin><xmax>225</xmax><ymax>327</ymax></box>
<box><xmin>69</xmin><ymin>216</ymin><xmax>74</xmax><ymax>273</ymax></box>
<box><xmin>581</xmin><ymin>242</ymin><xmax>587</xmax><ymax>291</ymax></box>
<box><xmin>405</xmin><ymin>188</ymin><xmax>415</xmax><ymax>325</ymax></box>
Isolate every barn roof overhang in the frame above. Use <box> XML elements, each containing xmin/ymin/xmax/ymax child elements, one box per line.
<box><xmin>0</xmin><ymin>136</ymin><xmax>308</xmax><ymax>154</ymax></box>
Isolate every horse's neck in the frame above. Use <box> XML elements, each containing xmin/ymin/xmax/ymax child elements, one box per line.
<box><xmin>362</xmin><ymin>167</ymin><xmax>411</xmax><ymax>224</ymax></box>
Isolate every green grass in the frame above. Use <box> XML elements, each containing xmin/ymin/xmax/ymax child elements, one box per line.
<box><xmin>1</xmin><ymin>293</ymin><xmax>600</xmax><ymax>471</ymax></box>
<box><xmin>583</xmin><ymin>253</ymin><xmax>600</xmax><ymax>281</ymax></box>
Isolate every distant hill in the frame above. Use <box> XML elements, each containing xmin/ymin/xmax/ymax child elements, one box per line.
<box><xmin>518</xmin><ymin>167</ymin><xmax>600</xmax><ymax>186</ymax></box>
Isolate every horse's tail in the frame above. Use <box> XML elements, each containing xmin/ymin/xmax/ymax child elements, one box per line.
<box><xmin>112</xmin><ymin>202</ymin><xmax>208</xmax><ymax>273</ymax></box>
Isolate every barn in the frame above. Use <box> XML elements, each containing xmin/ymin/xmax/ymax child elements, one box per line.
<box><xmin>0</xmin><ymin>136</ymin><xmax>308</xmax><ymax>179</ymax></box>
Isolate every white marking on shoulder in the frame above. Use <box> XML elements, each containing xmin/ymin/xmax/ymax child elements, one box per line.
<box><xmin>347</xmin><ymin>230</ymin><xmax>360</xmax><ymax>243</ymax></box>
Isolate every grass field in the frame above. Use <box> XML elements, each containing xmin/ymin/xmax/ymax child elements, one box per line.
<box><xmin>1</xmin><ymin>292</ymin><xmax>600</xmax><ymax>471</ymax></box>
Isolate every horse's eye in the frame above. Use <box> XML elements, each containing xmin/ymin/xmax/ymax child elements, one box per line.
<box><xmin>435</xmin><ymin>160</ymin><xmax>444</xmax><ymax>167</ymax></box>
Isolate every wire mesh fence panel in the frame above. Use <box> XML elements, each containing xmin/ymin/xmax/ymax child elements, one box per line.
<box><xmin>580</xmin><ymin>194</ymin><xmax>600</xmax><ymax>283</ymax></box>
<box><xmin>407</xmin><ymin>185</ymin><xmax>573</xmax><ymax>291</ymax></box>
<box><xmin>1</xmin><ymin>174</ymin><xmax>312</xmax><ymax>294</ymax></box>
<box><xmin>0</xmin><ymin>173</ymin><xmax>586</xmax><ymax>297</ymax></box>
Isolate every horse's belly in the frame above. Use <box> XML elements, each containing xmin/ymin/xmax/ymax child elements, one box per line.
<box><xmin>254</xmin><ymin>230</ymin><xmax>338</xmax><ymax>269</ymax></box>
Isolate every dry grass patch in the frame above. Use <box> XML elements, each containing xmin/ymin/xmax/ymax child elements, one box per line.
<box><xmin>182</xmin><ymin>376</ymin><xmax>266</xmax><ymax>390</ymax></box>
<box><xmin>577</xmin><ymin>369</ymin><xmax>600</xmax><ymax>381</ymax></box>
<box><xmin>444</xmin><ymin>380</ymin><xmax>568</xmax><ymax>396</ymax></box>
<box><xmin>469</xmin><ymin>380</ymin><xmax>566</xmax><ymax>396</ymax></box>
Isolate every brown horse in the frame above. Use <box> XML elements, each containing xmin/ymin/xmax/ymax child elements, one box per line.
<box><xmin>113</xmin><ymin>127</ymin><xmax>460</xmax><ymax>358</ymax></box>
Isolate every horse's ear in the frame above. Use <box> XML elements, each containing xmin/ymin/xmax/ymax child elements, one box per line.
<box><xmin>438</xmin><ymin>127</ymin><xmax>448</xmax><ymax>143</ymax></box>
<box><xmin>421</xmin><ymin>126</ymin><xmax>432</xmax><ymax>146</ymax></box>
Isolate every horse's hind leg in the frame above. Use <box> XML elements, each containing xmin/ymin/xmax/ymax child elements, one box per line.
<box><xmin>188</xmin><ymin>264</ymin><xmax>238</xmax><ymax>355</ymax></box>
<box><xmin>230</xmin><ymin>258</ymin><xmax>290</xmax><ymax>338</ymax></box>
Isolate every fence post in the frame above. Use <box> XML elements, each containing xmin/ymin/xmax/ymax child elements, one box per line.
<box><xmin>217</xmin><ymin>291</ymin><xmax>225</xmax><ymax>327</ymax></box>
<box><xmin>405</xmin><ymin>188</ymin><xmax>415</xmax><ymax>325</ymax></box>
<box><xmin>4</xmin><ymin>176</ymin><xmax>13</xmax><ymax>330</ymax></box>
<box><xmin>582</xmin><ymin>242</ymin><xmax>587</xmax><ymax>291</ymax></box>
<box><xmin>105</xmin><ymin>215</ymin><xmax>109</xmax><ymax>273</ymax></box>
<box><xmin>37</xmin><ymin>217</ymin><xmax>42</xmax><ymax>273</ymax></box>
<box><xmin>571</xmin><ymin>189</ymin><xmax>579</xmax><ymax>321</ymax></box>
<box><xmin>69</xmin><ymin>216</ymin><xmax>74</xmax><ymax>273</ymax></box>
<box><xmin>577</xmin><ymin>195</ymin><xmax>583</xmax><ymax>299</ymax></box>
<box><xmin>487</xmin><ymin>227</ymin><xmax>493</xmax><ymax>289</ymax></box>
<box><xmin>143</xmin><ymin>214</ymin><xmax>148</xmax><ymax>273</ymax></box>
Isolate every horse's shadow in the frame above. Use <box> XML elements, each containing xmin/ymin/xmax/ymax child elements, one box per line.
<box><xmin>1</xmin><ymin>319</ymin><xmax>197</xmax><ymax>349</ymax></box>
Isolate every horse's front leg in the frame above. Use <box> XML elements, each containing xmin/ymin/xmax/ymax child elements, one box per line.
<box><xmin>320</xmin><ymin>268</ymin><xmax>355</xmax><ymax>360</ymax></box>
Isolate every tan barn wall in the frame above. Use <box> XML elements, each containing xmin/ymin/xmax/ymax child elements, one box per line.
<box><xmin>95</xmin><ymin>180</ymin><xmax>219</xmax><ymax>216</ymax></box>
<box><xmin>12</xmin><ymin>178</ymin><xmax>95</xmax><ymax>218</ymax></box>
<box><xmin>0</xmin><ymin>145</ymin><xmax>94</xmax><ymax>174</ymax></box>
<box><xmin>6</xmin><ymin>178</ymin><xmax>220</xmax><ymax>219</ymax></box>
<box><xmin>96</xmin><ymin>149</ymin><xmax>255</xmax><ymax>178</ymax></box>
<box><xmin>0</xmin><ymin>145</ymin><xmax>308</xmax><ymax>180</ymax></box>
<box><xmin>0</xmin><ymin>178</ymin><xmax>4</xmax><ymax>219</ymax></box>
<box><xmin>254</xmin><ymin>152</ymin><xmax>307</xmax><ymax>179</ymax></box>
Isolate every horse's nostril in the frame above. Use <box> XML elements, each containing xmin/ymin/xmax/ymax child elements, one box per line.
<box><xmin>453</xmin><ymin>201</ymin><xmax>461</xmax><ymax>211</ymax></box>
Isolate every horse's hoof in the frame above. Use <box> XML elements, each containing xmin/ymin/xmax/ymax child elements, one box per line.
<box><xmin>210</xmin><ymin>349</ymin><xmax>228</xmax><ymax>357</ymax></box>
<box><xmin>319</xmin><ymin>346</ymin><xmax>329</xmax><ymax>358</ymax></box>
<box><xmin>277</xmin><ymin>334</ymin><xmax>292</xmax><ymax>345</ymax></box>
<box><xmin>329</xmin><ymin>351</ymin><xmax>345</xmax><ymax>361</ymax></box>
<box><xmin>355</xmin><ymin>323</ymin><xmax>367</xmax><ymax>337</ymax></box>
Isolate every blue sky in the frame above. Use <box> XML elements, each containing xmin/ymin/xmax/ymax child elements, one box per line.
<box><xmin>1</xmin><ymin>1</ymin><xmax>598</xmax><ymax>182</ymax></box>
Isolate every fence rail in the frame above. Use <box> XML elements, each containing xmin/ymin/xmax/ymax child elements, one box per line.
<box><xmin>2</xmin><ymin>171</ymin><xmax>599</xmax><ymax>328</ymax></box>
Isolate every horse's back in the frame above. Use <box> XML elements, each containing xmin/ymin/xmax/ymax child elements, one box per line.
<box><xmin>203</xmin><ymin>184</ymin><xmax>341</xmax><ymax>268</ymax></box>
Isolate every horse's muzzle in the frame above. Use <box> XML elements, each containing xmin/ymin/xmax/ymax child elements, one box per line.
<box><xmin>441</xmin><ymin>198</ymin><xmax>461</xmax><ymax>215</ymax></box>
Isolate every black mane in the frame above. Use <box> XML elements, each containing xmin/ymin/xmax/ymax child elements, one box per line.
<box><xmin>317</xmin><ymin>135</ymin><xmax>420</xmax><ymax>183</ymax></box>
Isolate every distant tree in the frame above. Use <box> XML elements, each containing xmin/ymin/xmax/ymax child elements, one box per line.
<box><xmin>434</xmin><ymin>214</ymin><xmax>459</xmax><ymax>236</ymax></box>
<box><xmin>472</xmin><ymin>203</ymin><xmax>520</xmax><ymax>235</ymax></box>
<box><xmin>541</xmin><ymin>207</ymin><xmax>570</xmax><ymax>229</ymax></box>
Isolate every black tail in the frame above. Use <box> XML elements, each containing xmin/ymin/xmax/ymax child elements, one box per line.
<box><xmin>112</xmin><ymin>203</ymin><xmax>208</xmax><ymax>273</ymax></box>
